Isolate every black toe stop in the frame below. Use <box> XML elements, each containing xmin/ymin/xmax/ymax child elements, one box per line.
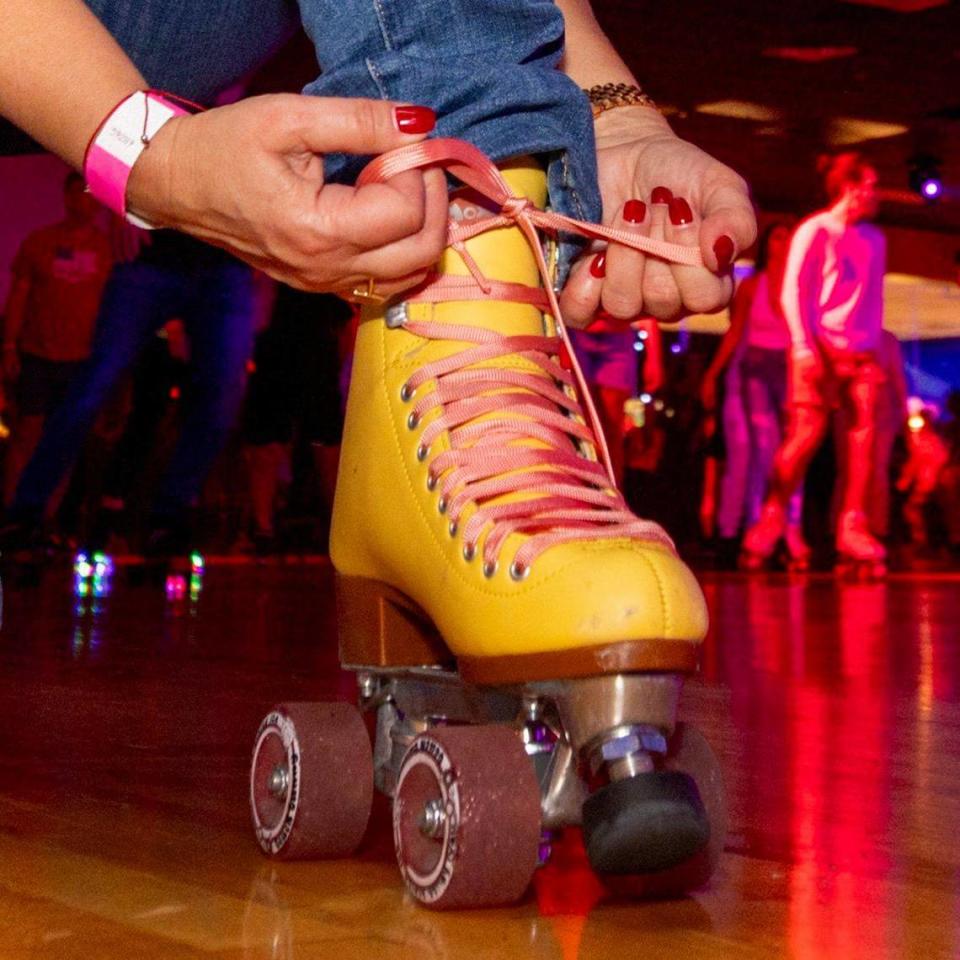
<box><xmin>583</xmin><ymin>770</ymin><xmax>710</xmax><ymax>875</ymax></box>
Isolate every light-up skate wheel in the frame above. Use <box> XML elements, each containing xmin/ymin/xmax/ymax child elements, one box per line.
<box><xmin>393</xmin><ymin>725</ymin><xmax>541</xmax><ymax>909</ymax></box>
<box><xmin>250</xmin><ymin>702</ymin><xmax>373</xmax><ymax>859</ymax></box>
<box><xmin>587</xmin><ymin>721</ymin><xmax>726</xmax><ymax>898</ymax></box>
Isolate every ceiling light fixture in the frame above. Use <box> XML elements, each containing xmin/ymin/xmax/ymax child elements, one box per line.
<box><xmin>909</xmin><ymin>155</ymin><xmax>943</xmax><ymax>203</ymax></box>
<box><xmin>763</xmin><ymin>45</ymin><xmax>858</xmax><ymax>63</ymax></box>
<box><xmin>695</xmin><ymin>100</ymin><xmax>783</xmax><ymax>122</ymax></box>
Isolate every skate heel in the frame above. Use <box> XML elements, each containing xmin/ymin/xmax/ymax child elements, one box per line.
<box><xmin>336</xmin><ymin>574</ymin><xmax>454</xmax><ymax>670</ymax></box>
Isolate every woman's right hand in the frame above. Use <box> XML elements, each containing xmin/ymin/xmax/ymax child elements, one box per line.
<box><xmin>126</xmin><ymin>94</ymin><xmax>450</xmax><ymax>297</ymax></box>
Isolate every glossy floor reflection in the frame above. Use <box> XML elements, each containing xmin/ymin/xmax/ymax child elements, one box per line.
<box><xmin>0</xmin><ymin>562</ymin><xmax>958</xmax><ymax>958</ymax></box>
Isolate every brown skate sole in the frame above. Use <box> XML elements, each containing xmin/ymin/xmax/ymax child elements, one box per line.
<box><xmin>336</xmin><ymin>574</ymin><xmax>699</xmax><ymax>685</ymax></box>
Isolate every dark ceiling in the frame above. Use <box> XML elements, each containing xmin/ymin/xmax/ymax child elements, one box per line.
<box><xmin>3</xmin><ymin>0</ymin><xmax>958</xmax><ymax>240</ymax></box>
<box><xmin>594</xmin><ymin>0</ymin><xmax>960</xmax><ymax>234</ymax></box>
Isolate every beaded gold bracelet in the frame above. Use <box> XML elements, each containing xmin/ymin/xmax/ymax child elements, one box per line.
<box><xmin>583</xmin><ymin>82</ymin><xmax>657</xmax><ymax>119</ymax></box>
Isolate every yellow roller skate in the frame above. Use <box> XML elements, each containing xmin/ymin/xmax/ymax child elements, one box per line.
<box><xmin>249</xmin><ymin>140</ymin><xmax>724</xmax><ymax>909</ymax></box>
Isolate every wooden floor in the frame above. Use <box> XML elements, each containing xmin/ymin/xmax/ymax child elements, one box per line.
<box><xmin>1</xmin><ymin>560</ymin><xmax>958</xmax><ymax>959</ymax></box>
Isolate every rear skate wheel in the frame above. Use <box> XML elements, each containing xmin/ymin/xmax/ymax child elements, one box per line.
<box><xmin>583</xmin><ymin>722</ymin><xmax>725</xmax><ymax>897</ymax></box>
<box><xmin>250</xmin><ymin>702</ymin><xmax>373</xmax><ymax>859</ymax></box>
<box><xmin>393</xmin><ymin>725</ymin><xmax>541</xmax><ymax>909</ymax></box>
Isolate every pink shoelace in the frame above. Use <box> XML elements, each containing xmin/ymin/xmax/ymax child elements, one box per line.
<box><xmin>358</xmin><ymin>139</ymin><xmax>705</xmax><ymax>579</ymax></box>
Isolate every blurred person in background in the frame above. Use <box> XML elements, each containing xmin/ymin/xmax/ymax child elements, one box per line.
<box><xmin>242</xmin><ymin>286</ymin><xmax>351</xmax><ymax>555</ymax></box>
<box><xmin>699</xmin><ymin>220</ymin><xmax>807</xmax><ymax>569</ymax></box>
<box><xmin>0</xmin><ymin>230</ymin><xmax>255</xmax><ymax>559</ymax></box>
<box><xmin>570</xmin><ymin>309</ymin><xmax>663</xmax><ymax>490</ymax></box>
<box><xmin>938</xmin><ymin>391</ymin><xmax>960</xmax><ymax>560</ymax></box>
<box><xmin>897</xmin><ymin>405</ymin><xmax>948</xmax><ymax>551</ymax></box>
<box><xmin>831</xmin><ymin>328</ymin><xmax>908</xmax><ymax>542</ymax></box>
<box><xmin>2</xmin><ymin>171</ymin><xmax>112</xmax><ymax>508</ymax></box>
<box><xmin>743</xmin><ymin>153</ymin><xmax>888</xmax><ymax>569</ymax></box>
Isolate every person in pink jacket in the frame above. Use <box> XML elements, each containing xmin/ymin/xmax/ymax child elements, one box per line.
<box><xmin>743</xmin><ymin>152</ymin><xmax>888</xmax><ymax>567</ymax></box>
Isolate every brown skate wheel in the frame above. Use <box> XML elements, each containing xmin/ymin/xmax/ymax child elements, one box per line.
<box><xmin>600</xmin><ymin>722</ymin><xmax>726</xmax><ymax>899</ymax></box>
<box><xmin>393</xmin><ymin>725</ymin><xmax>541</xmax><ymax>909</ymax></box>
<box><xmin>250</xmin><ymin>702</ymin><xmax>373</xmax><ymax>859</ymax></box>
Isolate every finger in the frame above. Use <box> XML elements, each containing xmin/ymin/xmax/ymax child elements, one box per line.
<box><xmin>311</xmin><ymin>170</ymin><xmax>433</xmax><ymax>251</ymax></box>
<box><xmin>640</xmin><ymin>187</ymin><xmax>682</xmax><ymax>321</ymax></box>
<box><xmin>697</xmin><ymin>175</ymin><xmax>757</xmax><ymax>273</ymax></box>
<box><xmin>558</xmin><ymin>246</ymin><xmax>607</xmax><ymax>328</ymax></box>
<box><xmin>664</xmin><ymin>194</ymin><xmax>731</xmax><ymax>315</ymax></box>
<box><xmin>601</xmin><ymin>199</ymin><xmax>649</xmax><ymax>320</ymax></box>
<box><xmin>348</xmin><ymin>167</ymin><xmax>449</xmax><ymax>281</ymax></box>
<box><xmin>270</xmin><ymin>94</ymin><xmax>436</xmax><ymax>156</ymax></box>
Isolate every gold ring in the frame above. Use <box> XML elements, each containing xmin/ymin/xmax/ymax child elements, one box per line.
<box><xmin>349</xmin><ymin>277</ymin><xmax>386</xmax><ymax>305</ymax></box>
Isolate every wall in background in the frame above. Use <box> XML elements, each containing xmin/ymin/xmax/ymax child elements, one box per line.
<box><xmin>0</xmin><ymin>154</ymin><xmax>76</xmax><ymax>306</ymax></box>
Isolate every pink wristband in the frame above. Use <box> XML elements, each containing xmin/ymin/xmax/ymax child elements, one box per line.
<box><xmin>84</xmin><ymin>91</ymin><xmax>189</xmax><ymax>228</ymax></box>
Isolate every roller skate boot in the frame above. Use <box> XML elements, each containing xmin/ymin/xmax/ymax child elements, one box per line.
<box><xmin>835</xmin><ymin>510</ymin><xmax>886</xmax><ymax>580</ymax></box>
<box><xmin>784</xmin><ymin>523</ymin><xmax>812</xmax><ymax>572</ymax></box>
<box><xmin>740</xmin><ymin>501</ymin><xmax>785</xmax><ymax>571</ymax></box>
<box><xmin>249</xmin><ymin>141</ymin><xmax>723</xmax><ymax>908</ymax></box>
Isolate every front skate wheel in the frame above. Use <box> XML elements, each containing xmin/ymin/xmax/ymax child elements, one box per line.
<box><xmin>583</xmin><ymin>722</ymin><xmax>726</xmax><ymax>896</ymax></box>
<box><xmin>250</xmin><ymin>702</ymin><xmax>373</xmax><ymax>859</ymax></box>
<box><xmin>393</xmin><ymin>725</ymin><xmax>541</xmax><ymax>909</ymax></box>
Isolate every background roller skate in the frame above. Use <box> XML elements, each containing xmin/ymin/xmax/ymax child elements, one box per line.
<box><xmin>739</xmin><ymin>503</ymin><xmax>784</xmax><ymax>571</ymax></box>
<box><xmin>248</xmin><ymin>140</ymin><xmax>725</xmax><ymax>909</ymax></box>
<box><xmin>834</xmin><ymin>510</ymin><xmax>887</xmax><ymax>580</ymax></box>
<box><xmin>783</xmin><ymin>524</ymin><xmax>812</xmax><ymax>572</ymax></box>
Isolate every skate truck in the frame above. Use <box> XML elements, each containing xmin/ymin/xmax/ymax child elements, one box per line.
<box><xmin>249</xmin><ymin>139</ymin><xmax>726</xmax><ymax>909</ymax></box>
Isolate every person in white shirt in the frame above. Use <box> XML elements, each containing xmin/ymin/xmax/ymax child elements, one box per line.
<box><xmin>743</xmin><ymin>152</ymin><xmax>888</xmax><ymax>566</ymax></box>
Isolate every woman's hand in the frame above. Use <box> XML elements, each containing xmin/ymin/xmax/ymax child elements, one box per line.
<box><xmin>561</xmin><ymin>107</ymin><xmax>756</xmax><ymax>326</ymax></box>
<box><xmin>126</xmin><ymin>94</ymin><xmax>449</xmax><ymax>297</ymax></box>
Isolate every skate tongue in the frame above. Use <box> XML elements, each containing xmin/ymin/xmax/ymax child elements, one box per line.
<box><xmin>403</xmin><ymin>160</ymin><xmax>600</xmax><ymax>492</ymax></box>
<box><xmin>432</xmin><ymin>161</ymin><xmax>550</xmax><ymax>339</ymax></box>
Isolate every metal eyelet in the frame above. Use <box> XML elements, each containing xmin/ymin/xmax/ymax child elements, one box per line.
<box><xmin>416</xmin><ymin>443</ymin><xmax>429</xmax><ymax>462</ymax></box>
<box><xmin>462</xmin><ymin>543</ymin><xmax>476</xmax><ymax>562</ymax></box>
<box><xmin>437</xmin><ymin>496</ymin><xmax>448</xmax><ymax>515</ymax></box>
<box><xmin>400</xmin><ymin>382</ymin><xmax>413</xmax><ymax>403</ymax></box>
<box><xmin>407</xmin><ymin>411</ymin><xmax>420</xmax><ymax>430</ymax></box>
<box><xmin>448</xmin><ymin>519</ymin><xmax>458</xmax><ymax>537</ymax></box>
<box><xmin>510</xmin><ymin>561</ymin><xmax>531</xmax><ymax>582</ymax></box>
<box><xmin>482</xmin><ymin>560</ymin><xmax>498</xmax><ymax>579</ymax></box>
<box><xmin>426</xmin><ymin>472</ymin><xmax>437</xmax><ymax>491</ymax></box>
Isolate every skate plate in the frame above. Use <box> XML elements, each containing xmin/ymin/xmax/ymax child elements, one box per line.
<box><xmin>251</xmin><ymin>574</ymin><xmax>720</xmax><ymax>906</ymax></box>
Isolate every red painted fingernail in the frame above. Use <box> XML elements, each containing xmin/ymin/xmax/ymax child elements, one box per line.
<box><xmin>714</xmin><ymin>235</ymin><xmax>735</xmax><ymax>272</ymax></box>
<box><xmin>669</xmin><ymin>197</ymin><xmax>694</xmax><ymax>226</ymax></box>
<box><xmin>394</xmin><ymin>105</ymin><xmax>435</xmax><ymax>134</ymax></box>
<box><xmin>590</xmin><ymin>253</ymin><xmax>606</xmax><ymax>278</ymax></box>
<box><xmin>651</xmin><ymin>186</ymin><xmax>673</xmax><ymax>204</ymax></box>
<box><xmin>624</xmin><ymin>199</ymin><xmax>647</xmax><ymax>223</ymax></box>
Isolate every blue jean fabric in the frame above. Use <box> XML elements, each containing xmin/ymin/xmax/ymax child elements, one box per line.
<box><xmin>716</xmin><ymin>347</ymin><xmax>802</xmax><ymax>538</ymax></box>
<box><xmin>13</xmin><ymin>257</ymin><xmax>255</xmax><ymax>517</ymax></box>
<box><xmin>86</xmin><ymin>0</ymin><xmax>601</xmax><ymax>236</ymax></box>
<box><xmin>85</xmin><ymin>0</ymin><xmax>302</xmax><ymax>106</ymax></box>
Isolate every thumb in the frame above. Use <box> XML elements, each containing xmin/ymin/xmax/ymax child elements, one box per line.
<box><xmin>697</xmin><ymin>178</ymin><xmax>757</xmax><ymax>273</ymax></box>
<box><xmin>274</xmin><ymin>95</ymin><xmax>436</xmax><ymax>157</ymax></box>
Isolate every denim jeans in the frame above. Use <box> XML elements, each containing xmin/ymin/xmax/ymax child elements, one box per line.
<box><xmin>86</xmin><ymin>0</ymin><xmax>602</xmax><ymax>238</ymax></box>
<box><xmin>13</xmin><ymin>256</ymin><xmax>255</xmax><ymax>519</ymax></box>
<box><xmin>716</xmin><ymin>348</ymin><xmax>802</xmax><ymax>538</ymax></box>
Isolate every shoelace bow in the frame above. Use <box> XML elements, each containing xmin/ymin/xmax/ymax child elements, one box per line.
<box><xmin>358</xmin><ymin>139</ymin><xmax>704</xmax><ymax>578</ymax></box>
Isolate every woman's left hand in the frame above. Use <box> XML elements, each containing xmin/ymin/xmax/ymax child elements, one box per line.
<box><xmin>560</xmin><ymin>107</ymin><xmax>756</xmax><ymax>326</ymax></box>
